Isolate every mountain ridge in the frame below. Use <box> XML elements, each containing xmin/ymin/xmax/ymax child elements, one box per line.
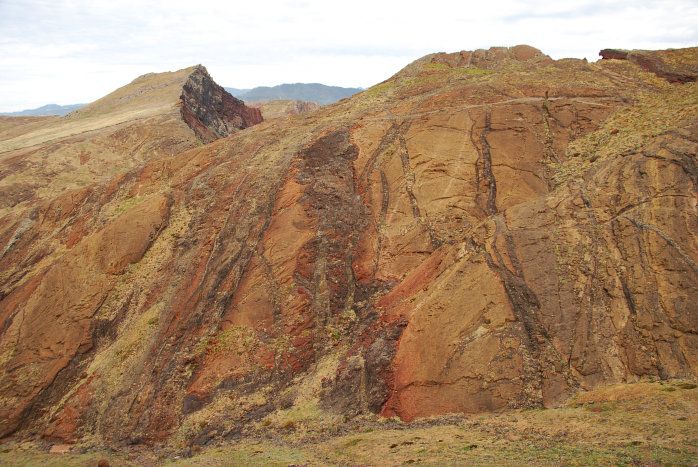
<box><xmin>0</xmin><ymin>103</ymin><xmax>87</xmax><ymax>117</ymax></box>
<box><xmin>226</xmin><ymin>83</ymin><xmax>363</xmax><ymax>105</ymax></box>
<box><xmin>2</xmin><ymin>82</ymin><xmax>361</xmax><ymax>117</ymax></box>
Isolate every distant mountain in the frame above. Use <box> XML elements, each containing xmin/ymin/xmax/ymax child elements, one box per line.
<box><xmin>223</xmin><ymin>87</ymin><xmax>251</xmax><ymax>97</ymax></box>
<box><xmin>226</xmin><ymin>83</ymin><xmax>363</xmax><ymax>105</ymax></box>
<box><xmin>0</xmin><ymin>103</ymin><xmax>87</xmax><ymax>116</ymax></box>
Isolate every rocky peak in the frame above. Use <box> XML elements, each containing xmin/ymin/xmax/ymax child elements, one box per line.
<box><xmin>394</xmin><ymin>44</ymin><xmax>552</xmax><ymax>80</ymax></box>
<box><xmin>180</xmin><ymin>65</ymin><xmax>263</xmax><ymax>143</ymax></box>
<box><xmin>431</xmin><ymin>44</ymin><xmax>550</xmax><ymax>69</ymax></box>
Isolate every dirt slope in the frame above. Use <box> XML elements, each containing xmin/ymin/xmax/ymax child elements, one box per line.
<box><xmin>0</xmin><ymin>46</ymin><xmax>695</xmax><ymax>453</ymax></box>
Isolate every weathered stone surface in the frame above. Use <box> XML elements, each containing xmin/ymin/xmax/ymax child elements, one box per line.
<box><xmin>180</xmin><ymin>66</ymin><xmax>263</xmax><ymax>143</ymax></box>
<box><xmin>0</xmin><ymin>46</ymin><xmax>696</xmax><ymax>448</ymax></box>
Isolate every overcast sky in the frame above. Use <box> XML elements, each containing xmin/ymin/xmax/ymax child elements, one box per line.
<box><xmin>0</xmin><ymin>0</ymin><xmax>696</xmax><ymax>112</ymax></box>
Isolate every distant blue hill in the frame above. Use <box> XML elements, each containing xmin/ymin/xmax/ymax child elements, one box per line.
<box><xmin>4</xmin><ymin>83</ymin><xmax>363</xmax><ymax>116</ymax></box>
<box><xmin>224</xmin><ymin>88</ymin><xmax>251</xmax><ymax>97</ymax></box>
<box><xmin>0</xmin><ymin>103</ymin><xmax>87</xmax><ymax>116</ymax></box>
<box><xmin>225</xmin><ymin>83</ymin><xmax>362</xmax><ymax>105</ymax></box>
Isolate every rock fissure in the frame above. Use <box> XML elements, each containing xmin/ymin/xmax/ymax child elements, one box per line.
<box><xmin>623</xmin><ymin>215</ymin><xmax>698</xmax><ymax>275</ymax></box>
<box><xmin>371</xmin><ymin>170</ymin><xmax>391</xmax><ymax>282</ymax></box>
<box><xmin>469</xmin><ymin>107</ymin><xmax>498</xmax><ymax>217</ymax></box>
<box><xmin>397</xmin><ymin>134</ymin><xmax>442</xmax><ymax>249</ymax></box>
<box><xmin>540</xmin><ymin>94</ymin><xmax>561</xmax><ymax>164</ymax></box>
<box><xmin>357</xmin><ymin>120</ymin><xmax>408</xmax><ymax>186</ymax></box>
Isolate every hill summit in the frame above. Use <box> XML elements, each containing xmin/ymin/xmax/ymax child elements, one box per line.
<box><xmin>0</xmin><ymin>45</ymin><xmax>696</xmax><ymax>456</ymax></box>
<box><xmin>0</xmin><ymin>65</ymin><xmax>261</xmax><ymax>214</ymax></box>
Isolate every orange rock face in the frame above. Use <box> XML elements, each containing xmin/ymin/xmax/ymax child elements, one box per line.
<box><xmin>0</xmin><ymin>194</ymin><xmax>170</xmax><ymax>437</ymax></box>
<box><xmin>0</xmin><ymin>46</ymin><xmax>696</xmax><ymax>448</ymax></box>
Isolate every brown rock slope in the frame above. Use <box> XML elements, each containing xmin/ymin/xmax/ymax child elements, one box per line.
<box><xmin>0</xmin><ymin>46</ymin><xmax>696</xmax><ymax>448</ymax></box>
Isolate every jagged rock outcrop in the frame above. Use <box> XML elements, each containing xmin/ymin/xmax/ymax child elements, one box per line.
<box><xmin>431</xmin><ymin>44</ymin><xmax>550</xmax><ymax>68</ymax></box>
<box><xmin>0</xmin><ymin>45</ymin><xmax>696</xmax><ymax>449</ymax></box>
<box><xmin>180</xmin><ymin>66</ymin><xmax>263</xmax><ymax>143</ymax></box>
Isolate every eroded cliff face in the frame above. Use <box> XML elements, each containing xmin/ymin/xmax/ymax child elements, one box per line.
<box><xmin>180</xmin><ymin>66</ymin><xmax>263</xmax><ymax>143</ymax></box>
<box><xmin>0</xmin><ymin>46</ymin><xmax>696</xmax><ymax>449</ymax></box>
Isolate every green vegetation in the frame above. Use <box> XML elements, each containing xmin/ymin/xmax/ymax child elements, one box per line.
<box><xmin>110</xmin><ymin>195</ymin><xmax>145</xmax><ymax>218</ymax></box>
<box><xmin>206</xmin><ymin>325</ymin><xmax>260</xmax><ymax>356</ymax></box>
<box><xmin>364</xmin><ymin>80</ymin><xmax>394</xmax><ymax>98</ymax></box>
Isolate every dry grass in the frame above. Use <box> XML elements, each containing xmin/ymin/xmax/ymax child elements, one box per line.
<box><xmin>0</xmin><ymin>67</ymin><xmax>195</xmax><ymax>154</ymax></box>
<box><xmin>555</xmin><ymin>80</ymin><xmax>697</xmax><ymax>186</ymax></box>
<box><xmin>0</xmin><ymin>107</ymin><xmax>178</xmax><ymax>155</ymax></box>
<box><xmin>1</xmin><ymin>380</ymin><xmax>695</xmax><ymax>465</ymax></box>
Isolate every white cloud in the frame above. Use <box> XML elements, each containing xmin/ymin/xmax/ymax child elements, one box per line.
<box><xmin>0</xmin><ymin>0</ymin><xmax>696</xmax><ymax>111</ymax></box>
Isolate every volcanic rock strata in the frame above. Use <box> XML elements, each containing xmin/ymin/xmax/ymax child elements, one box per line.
<box><xmin>180</xmin><ymin>66</ymin><xmax>263</xmax><ymax>143</ymax></box>
<box><xmin>0</xmin><ymin>46</ymin><xmax>696</xmax><ymax>448</ymax></box>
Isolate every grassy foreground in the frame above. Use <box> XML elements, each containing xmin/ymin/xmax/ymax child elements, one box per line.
<box><xmin>0</xmin><ymin>380</ymin><xmax>696</xmax><ymax>466</ymax></box>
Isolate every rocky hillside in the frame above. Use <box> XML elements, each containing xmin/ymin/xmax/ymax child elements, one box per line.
<box><xmin>0</xmin><ymin>65</ymin><xmax>261</xmax><ymax>218</ymax></box>
<box><xmin>247</xmin><ymin>99</ymin><xmax>320</xmax><ymax>120</ymax></box>
<box><xmin>0</xmin><ymin>45</ymin><xmax>695</xmax><ymax>453</ymax></box>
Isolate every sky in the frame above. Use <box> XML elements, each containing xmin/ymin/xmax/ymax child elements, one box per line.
<box><xmin>0</xmin><ymin>0</ymin><xmax>696</xmax><ymax>112</ymax></box>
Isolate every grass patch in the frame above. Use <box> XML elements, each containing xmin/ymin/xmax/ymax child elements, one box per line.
<box><xmin>364</xmin><ymin>81</ymin><xmax>394</xmax><ymax>98</ymax></box>
<box><xmin>110</xmin><ymin>195</ymin><xmax>145</xmax><ymax>218</ymax></box>
<box><xmin>1</xmin><ymin>380</ymin><xmax>696</xmax><ymax>465</ymax></box>
<box><xmin>423</xmin><ymin>63</ymin><xmax>493</xmax><ymax>76</ymax></box>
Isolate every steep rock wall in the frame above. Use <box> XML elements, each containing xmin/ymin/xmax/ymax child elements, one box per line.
<box><xmin>180</xmin><ymin>66</ymin><xmax>263</xmax><ymax>143</ymax></box>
